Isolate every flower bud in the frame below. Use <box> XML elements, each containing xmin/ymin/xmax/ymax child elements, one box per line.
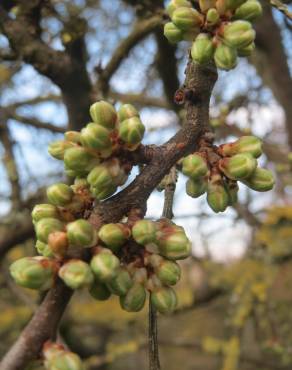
<box><xmin>186</xmin><ymin>177</ymin><xmax>208</xmax><ymax>198</ymax></box>
<box><xmin>166</xmin><ymin>0</ymin><xmax>192</xmax><ymax>17</ymax></box>
<box><xmin>107</xmin><ymin>268</ymin><xmax>133</xmax><ymax>296</ymax></box>
<box><xmin>206</xmin><ymin>8</ymin><xmax>220</xmax><ymax>24</ymax></box>
<box><xmin>214</xmin><ymin>43</ymin><xmax>237</xmax><ymax>70</ymax></box>
<box><xmin>118</xmin><ymin>117</ymin><xmax>145</xmax><ymax>145</ymax></box>
<box><xmin>89</xmin><ymin>281</ymin><xmax>111</xmax><ymax>300</ymax></box>
<box><xmin>35</xmin><ymin>218</ymin><xmax>64</xmax><ymax>243</ymax></box>
<box><xmin>59</xmin><ymin>260</ymin><xmax>94</xmax><ymax>290</ymax></box>
<box><xmin>132</xmin><ymin>219</ymin><xmax>157</xmax><ymax>245</ymax></box>
<box><xmin>48</xmin><ymin>231</ymin><xmax>68</xmax><ymax>257</ymax></box>
<box><xmin>219</xmin><ymin>153</ymin><xmax>257</xmax><ymax>180</ymax></box>
<box><xmin>47</xmin><ymin>183</ymin><xmax>74</xmax><ymax>206</ymax></box>
<box><xmin>234</xmin><ymin>0</ymin><xmax>262</xmax><ymax>21</ymax></box>
<box><xmin>151</xmin><ymin>287</ymin><xmax>177</xmax><ymax>314</ymax></box>
<box><xmin>90</xmin><ymin>184</ymin><xmax>117</xmax><ymax>200</ymax></box>
<box><xmin>98</xmin><ymin>223</ymin><xmax>129</xmax><ymax>252</ymax></box>
<box><xmin>90</xmin><ymin>101</ymin><xmax>117</xmax><ymax>129</ymax></box>
<box><xmin>80</xmin><ymin>123</ymin><xmax>112</xmax><ymax>150</ymax></box>
<box><xmin>64</xmin><ymin>147</ymin><xmax>99</xmax><ymax>174</ymax></box>
<box><xmin>223</xmin><ymin>20</ymin><xmax>255</xmax><ymax>49</ymax></box>
<box><xmin>158</xmin><ymin>229</ymin><xmax>191</xmax><ymax>260</ymax></box>
<box><xmin>226</xmin><ymin>181</ymin><xmax>239</xmax><ymax>205</ymax></box>
<box><xmin>64</xmin><ymin>131</ymin><xmax>81</xmax><ymax>144</ymax></box>
<box><xmin>48</xmin><ymin>140</ymin><xmax>74</xmax><ymax>160</ymax></box>
<box><xmin>90</xmin><ymin>249</ymin><xmax>120</xmax><ymax>281</ymax></box>
<box><xmin>155</xmin><ymin>260</ymin><xmax>181</xmax><ymax>286</ymax></box>
<box><xmin>242</xmin><ymin>168</ymin><xmax>275</xmax><ymax>191</ymax></box>
<box><xmin>120</xmin><ymin>283</ymin><xmax>146</xmax><ymax>312</ymax></box>
<box><xmin>67</xmin><ymin>219</ymin><xmax>97</xmax><ymax>248</ymax></box>
<box><xmin>32</xmin><ymin>204</ymin><xmax>59</xmax><ymax>223</ymax></box>
<box><xmin>207</xmin><ymin>174</ymin><xmax>229</xmax><ymax>213</ymax></box>
<box><xmin>182</xmin><ymin>27</ymin><xmax>200</xmax><ymax>41</ymax></box>
<box><xmin>10</xmin><ymin>256</ymin><xmax>55</xmax><ymax>290</ymax></box>
<box><xmin>87</xmin><ymin>164</ymin><xmax>113</xmax><ymax>189</ymax></box>
<box><xmin>219</xmin><ymin>136</ymin><xmax>262</xmax><ymax>158</ymax></box>
<box><xmin>118</xmin><ymin>104</ymin><xmax>139</xmax><ymax>122</ymax></box>
<box><xmin>172</xmin><ymin>7</ymin><xmax>203</xmax><ymax>30</ymax></box>
<box><xmin>35</xmin><ymin>240</ymin><xmax>54</xmax><ymax>257</ymax></box>
<box><xmin>182</xmin><ymin>153</ymin><xmax>208</xmax><ymax>179</ymax></box>
<box><xmin>237</xmin><ymin>41</ymin><xmax>255</xmax><ymax>57</ymax></box>
<box><xmin>45</xmin><ymin>348</ymin><xmax>83</xmax><ymax>370</ymax></box>
<box><xmin>200</xmin><ymin>0</ymin><xmax>217</xmax><ymax>12</ymax></box>
<box><xmin>191</xmin><ymin>34</ymin><xmax>215</xmax><ymax>64</ymax></box>
<box><xmin>43</xmin><ymin>342</ymin><xmax>64</xmax><ymax>362</ymax></box>
<box><xmin>164</xmin><ymin>22</ymin><xmax>184</xmax><ymax>44</ymax></box>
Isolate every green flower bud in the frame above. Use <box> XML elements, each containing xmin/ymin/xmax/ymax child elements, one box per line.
<box><xmin>207</xmin><ymin>174</ymin><xmax>229</xmax><ymax>213</ymax></box>
<box><xmin>107</xmin><ymin>268</ymin><xmax>133</xmax><ymax>296</ymax></box>
<box><xmin>90</xmin><ymin>184</ymin><xmax>117</xmax><ymax>200</ymax></box>
<box><xmin>35</xmin><ymin>218</ymin><xmax>64</xmax><ymax>243</ymax></box>
<box><xmin>158</xmin><ymin>229</ymin><xmax>191</xmax><ymax>260</ymax></box>
<box><xmin>89</xmin><ymin>101</ymin><xmax>117</xmax><ymax>130</ymax></box>
<box><xmin>67</xmin><ymin>219</ymin><xmax>97</xmax><ymax>248</ymax></box>
<box><xmin>214</xmin><ymin>43</ymin><xmax>237</xmax><ymax>70</ymax></box>
<box><xmin>182</xmin><ymin>27</ymin><xmax>200</xmax><ymax>42</ymax></box>
<box><xmin>64</xmin><ymin>147</ymin><xmax>99</xmax><ymax>173</ymax></box>
<box><xmin>80</xmin><ymin>123</ymin><xmax>112</xmax><ymax>151</ymax></box>
<box><xmin>64</xmin><ymin>131</ymin><xmax>82</xmax><ymax>144</ymax></box>
<box><xmin>219</xmin><ymin>153</ymin><xmax>257</xmax><ymax>180</ymax></box>
<box><xmin>226</xmin><ymin>181</ymin><xmax>239</xmax><ymax>205</ymax></box>
<box><xmin>87</xmin><ymin>164</ymin><xmax>113</xmax><ymax>188</ymax></box>
<box><xmin>199</xmin><ymin>0</ymin><xmax>217</xmax><ymax>12</ymax></box>
<box><xmin>59</xmin><ymin>260</ymin><xmax>94</xmax><ymax>290</ymax></box>
<box><xmin>242</xmin><ymin>167</ymin><xmax>275</xmax><ymax>191</ymax></box>
<box><xmin>182</xmin><ymin>153</ymin><xmax>208</xmax><ymax>179</ymax></box>
<box><xmin>223</xmin><ymin>20</ymin><xmax>255</xmax><ymax>49</ymax></box>
<box><xmin>132</xmin><ymin>219</ymin><xmax>157</xmax><ymax>245</ymax></box>
<box><xmin>98</xmin><ymin>223</ymin><xmax>129</xmax><ymax>252</ymax></box>
<box><xmin>10</xmin><ymin>256</ymin><xmax>55</xmax><ymax>290</ymax></box>
<box><xmin>120</xmin><ymin>283</ymin><xmax>146</xmax><ymax>312</ymax></box>
<box><xmin>191</xmin><ymin>34</ymin><xmax>215</xmax><ymax>64</ymax></box>
<box><xmin>206</xmin><ymin>8</ymin><xmax>220</xmax><ymax>24</ymax></box>
<box><xmin>186</xmin><ymin>177</ymin><xmax>208</xmax><ymax>198</ymax></box>
<box><xmin>89</xmin><ymin>281</ymin><xmax>111</xmax><ymax>300</ymax></box>
<box><xmin>155</xmin><ymin>260</ymin><xmax>181</xmax><ymax>286</ymax></box>
<box><xmin>90</xmin><ymin>249</ymin><xmax>120</xmax><ymax>282</ymax></box>
<box><xmin>118</xmin><ymin>117</ymin><xmax>145</xmax><ymax>145</ymax></box>
<box><xmin>164</xmin><ymin>22</ymin><xmax>184</xmax><ymax>44</ymax></box>
<box><xmin>45</xmin><ymin>349</ymin><xmax>84</xmax><ymax>370</ymax></box>
<box><xmin>172</xmin><ymin>7</ymin><xmax>203</xmax><ymax>30</ymax></box>
<box><xmin>151</xmin><ymin>287</ymin><xmax>177</xmax><ymax>314</ymax></box>
<box><xmin>166</xmin><ymin>0</ymin><xmax>192</xmax><ymax>17</ymax></box>
<box><xmin>35</xmin><ymin>240</ymin><xmax>54</xmax><ymax>257</ymax></box>
<box><xmin>47</xmin><ymin>183</ymin><xmax>74</xmax><ymax>206</ymax></box>
<box><xmin>32</xmin><ymin>204</ymin><xmax>59</xmax><ymax>223</ymax></box>
<box><xmin>118</xmin><ymin>104</ymin><xmax>139</xmax><ymax>122</ymax></box>
<box><xmin>219</xmin><ymin>136</ymin><xmax>262</xmax><ymax>158</ymax></box>
<box><xmin>234</xmin><ymin>0</ymin><xmax>262</xmax><ymax>21</ymax></box>
<box><xmin>48</xmin><ymin>140</ymin><xmax>74</xmax><ymax>160</ymax></box>
<box><xmin>237</xmin><ymin>41</ymin><xmax>255</xmax><ymax>56</ymax></box>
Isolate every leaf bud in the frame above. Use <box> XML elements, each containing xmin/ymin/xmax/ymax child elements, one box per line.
<box><xmin>120</xmin><ymin>283</ymin><xmax>146</xmax><ymax>312</ymax></box>
<box><xmin>186</xmin><ymin>177</ymin><xmax>208</xmax><ymax>198</ymax></box>
<box><xmin>219</xmin><ymin>136</ymin><xmax>262</xmax><ymax>158</ymax></box>
<box><xmin>214</xmin><ymin>42</ymin><xmax>238</xmax><ymax>70</ymax></box>
<box><xmin>219</xmin><ymin>153</ymin><xmax>257</xmax><ymax>180</ymax></box>
<box><xmin>48</xmin><ymin>140</ymin><xmax>74</xmax><ymax>160</ymax></box>
<box><xmin>98</xmin><ymin>223</ymin><xmax>129</xmax><ymax>252</ymax></box>
<box><xmin>67</xmin><ymin>219</ymin><xmax>97</xmax><ymax>248</ymax></box>
<box><xmin>234</xmin><ymin>0</ymin><xmax>262</xmax><ymax>21</ymax></box>
<box><xmin>107</xmin><ymin>268</ymin><xmax>133</xmax><ymax>296</ymax></box>
<box><xmin>182</xmin><ymin>153</ymin><xmax>208</xmax><ymax>179</ymax></box>
<box><xmin>32</xmin><ymin>204</ymin><xmax>59</xmax><ymax>223</ymax></box>
<box><xmin>90</xmin><ymin>249</ymin><xmax>120</xmax><ymax>282</ymax></box>
<box><xmin>191</xmin><ymin>34</ymin><xmax>215</xmax><ymax>65</ymax></box>
<box><xmin>164</xmin><ymin>22</ymin><xmax>184</xmax><ymax>44</ymax></box>
<box><xmin>35</xmin><ymin>218</ymin><xmax>64</xmax><ymax>243</ymax></box>
<box><xmin>80</xmin><ymin>123</ymin><xmax>112</xmax><ymax>151</ymax></box>
<box><xmin>166</xmin><ymin>0</ymin><xmax>192</xmax><ymax>17</ymax></box>
<box><xmin>155</xmin><ymin>260</ymin><xmax>181</xmax><ymax>286</ymax></box>
<box><xmin>89</xmin><ymin>100</ymin><xmax>117</xmax><ymax>130</ymax></box>
<box><xmin>207</xmin><ymin>173</ymin><xmax>229</xmax><ymax>213</ymax></box>
<box><xmin>47</xmin><ymin>183</ymin><xmax>74</xmax><ymax>207</ymax></box>
<box><xmin>151</xmin><ymin>287</ymin><xmax>178</xmax><ymax>314</ymax></box>
<box><xmin>89</xmin><ymin>281</ymin><xmax>111</xmax><ymax>300</ymax></box>
<box><xmin>172</xmin><ymin>7</ymin><xmax>203</xmax><ymax>30</ymax></box>
<box><xmin>132</xmin><ymin>219</ymin><xmax>157</xmax><ymax>245</ymax></box>
<box><xmin>242</xmin><ymin>167</ymin><xmax>275</xmax><ymax>191</ymax></box>
<box><xmin>118</xmin><ymin>104</ymin><xmax>139</xmax><ymax>122</ymax></box>
<box><xmin>118</xmin><ymin>117</ymin><xmax>145</xmax><ymax>145</ymax></box>
<box><xmin>59</xmin><ymin>259</ymin><xmax>94</xmax><ymax>290</ymax></box>
<box><xmin>223</xmin><ymin>20</ymin><xmax>255</xmax><ymax>49</ymax></box>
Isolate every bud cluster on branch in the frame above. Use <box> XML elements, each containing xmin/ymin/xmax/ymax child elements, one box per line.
<box><xmin>164</xmin><ymin>0</ymin><xmax>262</xmax><ymax>70</ymax></box>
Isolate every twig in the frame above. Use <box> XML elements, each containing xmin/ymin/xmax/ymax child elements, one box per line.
<box><xmin>268</xmin><ymin>0</ymin><xmax>292</xmax><ymax>20</ymax></box>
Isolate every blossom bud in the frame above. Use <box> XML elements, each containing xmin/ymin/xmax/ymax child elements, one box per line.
<box><xmin>223</xmin><ymin>20</ymin><xmax>255</xmax><ymax>49</ymax></box>
<box><xmin>182</xmin><ymin>153</ymin><xmax>208</xmax><ymax>179</ymax></box>
<box><xmin>120</xmin><ymin>283</ymin><xmax>146</xmax><ymax>312</ymax></box>
<box><xmin>186</xmin><ymin>177</ymin><xmax>208</xmax><ymax>198</ymax></box>
<box><xmin>98</xmin><ymin>223</ymin><xmax>129</xmax><ymax>252</ymax></box>
<box><xmin>59</xmin><ymin>260</ymin><xmax>93</xmax><ymax>290</ymax></box>
<box><xmin>47</xmin><ymin>183</ymin><xmax>74</xmax><ymax>206</ymax></box>
<box><xmin>10</xmin><ymin>256</ymin><xmax>55</xmax><ymax>290</ymax></box>
<box><xmin>207</xmin><ymin>174</ymin><xmax>229</xmax><ymax>213</ymax></box>
<box><xmin>219</xmin><ymin>136</ymin><xmax>262</xmax><ymax>158</ymax></box>
<box><xmin>155</xmin><ymin>260</ymin><xmax>181</xmax><ymax>286</ymax></box>
<box><xmin>158</xmin><ymin>228</ymin><xmax>191</xmax><ymax>260</ymax></box>
<box><xmin>214</xmin><ymin>43</ymin><xmax>237</xmax><ymax>70</ymax></box>
<box><xmin>191</xmin><ymin>34</ymin><xmax>215</xmax><ymax>65</ymax></box>
<box><xmin>35</xmin><ymin>218</ymin><xmax>64</xmax><ymax>243</ymax></box>
<box><xmin>219</xmin><ymin>153</ymin><xmax>257</xmax><ymax>180</ymax></box>
<box><xmin>234</xmin><ymin>0</ymin><xmax>262</xmax><ymax>21</ymax></box>
<box><xmin>133</xmin><ymin>267</ymin><xmax>148</xmax><ymax>284</ymax></box>
<box><xmin>151</xmin><ymin>287</ymin><xmax>177</xmax><ymax>314</ymax></box>
<box><xmin>206</xmin><ymin>8</ymin><xmax>220</xmax><ymax>24</ymax></box>
<box><xmin>32</xmin><ymin>204</ymin><xmax>59</xmax><ymax>223</ymax></box>
<box><xmin>226</xmin><ymin>181</ymin><xmax>239</xmax><ymax>205</ymax></box>
<box><xmin>107</xmin><ymin>268</ymin><xmax>133</xmax><ymax>296</ymax></box>
<box><xmin>80</xmin><ymin>123</ymin><xmax>112</xmax><ymax>151</ymax></box>
<box><xmin>89</xmin><ymin>101</ymin><xmax>117</xmax><ymax>130</ymax></box>
<box><xmin>242</xmin><ymin>168</ymin><xmax>275</xmax><ymax>191</ymax></box>
<box><xmin>164</xmin><ymin>22</ymin><xmax>184</xmax><ymax>44</ymax></box>
<box><xmin>64</xmin><ymin>131</ymin><xmax>81</xmax><ymax>143</ymax></box>
<box><xmin>48</xmin><ymin>140</ymin><xmax>74</xmax><ymax>160</ymax></box>
<box><xmin>64</xmin><ymin>147</ymin><xmax>99</xmax><ymax>174</ymax></box>
<box><xmin>237</xmin><ymin>41</ymin><xmax>255</xmax><ymax>57</ymax></box>
<box><xmin>166</xmin><ymin>0</ymin><xmax>192</xmax><ymax>17</ymax></box>
<box><xmin>118</xmin><ymin>104</ymin><xmax>139</xmax><ymax>122</ymax></box>
<box><xmin>199</xmin><ymin>0</ymin><xmax>217</xmax><ymax>12</ymax></box>
<box><xmin>182</xmin><ymin>27</ymin><xmax>200</xmax><ymax>41</ymax></box>
<box><xmin>35</xmin><ymin>240</ymin><xmax>54</xmax><ymax>257</ymax></box>
<box><xmin>48</xmin><ymin>231</ymin><xmax>68</xmax><ymax>257</ymax></box>
<box><xmin>132</xmin><ymin>219</ymin><xmax>157</xmax><ymax>245</ymax></box>
<box><xmin>87</xmin><ymin>164</ymin><xmax>113</xmax><ymax>189</ymax></box>
<box><xmin>89</xmin><ymin>281</ymin><xmax>111</xmax><ymax>300</ymax></box>
<box><xmin>118</xmin><ymin>117</ymin><xmax>145</xmax><ymax>145</ymax></box>
<box><xmin>45</xmin><ymin>348</ymin><xmax>84</xmax><ymax>370</ymax></box>
<box><xmin>67</xmin><ymin>219</ymin><xmax>97</xmax><ymax>248</ymax></box>
<box><xmin>172</xmin><ymin>7</ymin><xmax>203</xmax><ymax>31</ymax></box>
<box><xmin>90</xmin><ymin>249</ymin><xmax>120</xmax><ymax>281</ymax></box>
<box><xmin>90</xmin><ymin>184</ymin><xmax>117</xmax><ymax>200</ymax></box>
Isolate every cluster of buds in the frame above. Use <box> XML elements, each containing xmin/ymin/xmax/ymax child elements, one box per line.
<box><xmin>164</xmin><ymin>0</ymin><xmax>262</xmax><ymax>70</ymax></box>
<box><xmin>181</xmin><ymin>135</ymin><xmax>274</xmax><ymax>213</ymax></box>
<box><xmin>43</xmin><ymin>342</ymin><xmax>84</xmax><ymax>370</ymax></box>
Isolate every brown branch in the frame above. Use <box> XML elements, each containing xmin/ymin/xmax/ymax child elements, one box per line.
<box><xmin>7</xmin><ymin>112</ymin><xmax>66</xmax><ymax>133</ymax></box>
<box><xmin>268</xmin><ymin>0</ymin><xmax>292</xmax><ymax>19</ymax></box>
<box><xmin>108</xmin><ymin>91</ymin><xmax>170</xmax><ymax>109</ymax></box>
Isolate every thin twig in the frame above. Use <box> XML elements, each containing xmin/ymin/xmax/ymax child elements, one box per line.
<box><xmin>268</xmin><ymin>0</ymin><xmax>292</xmax><ymax>20</ymax></box>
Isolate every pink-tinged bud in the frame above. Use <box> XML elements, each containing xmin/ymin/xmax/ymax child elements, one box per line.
<box><xmin>191</xmin><ymin>34</ymin><xmax>215</xmax><ymax>65</ymax></box>
<box><xmin>151</xmin><ymin>287</ymin><xmax>178</xmax><ymax>314</ymax></box>
<box><xmin>132</xmin><ymin>219</ymin><xmax>157</xmax><ymax>245</ymax></box>
<box><xmin>44</xmin><ymin>343</ymin><xmax>84</xmax><ymax>370</ymax></box>
<box><xmin>219</xmin><ymin>136</ymin><xmax>262</xmax><ymax>158</ymax></box>
<box><xmin>59</xmin><ymin>259</ymin><xmax>94</xmax><ymax>290</ymax></box>
<box><xmin>182</xmin><ymin>153</ymin><xmax>208</xmax><ymax>179</ymax></box>
<box><xmin>199</xmin><ymin>0</ymin><xmax>217</xmax><ymax>13</ymax></box>
<box><xmin>164</xmin><ymin>22</ymin><xmax>184</xmax><ymax>44</ymax></box>
<box><xmin>89</xmin><ymin>281</ymin><xmax>111</xmax><ymax>300</ymax></box>
<box><xmin>155</xmin><ymin>260</ymin><xmax>181</xmax><ymax>286</ymax></box>
<box><xmin>166</xmin><ymin>0</ymin><xmax>192</xmax><ymax>17</ymax></box>
<box><xmin>89</xmin><ymin>100</ymin><xmax>117</xmax><ymax>130</ymax></box>
<box><xmin>219</xmin><ymin>153</ymin><xmax>257</xmax><ymax>180</ymax></box>
<box><xmin>241</xmin><ymin>167</ymin><xmax>275</xmax><ymax>192</ymax></box>
<box><xmin>120</xmin><ymin>283</ymin><xmax>146</xmax><ymax>312</ymax></box>
<box><xmin>90</xmin><ymin>249</ymin><xmax>120</xmax><ymax>282</ymax></box>
<box><xmin>207</xmin><ymin>173</ymin><xmax>229</xmax><ymax>213</ymax></box>
<box><xmin>186</xmin><ymin>177</ymin><xmax>208</xmax><ymax>198</ymax></box>
<box><xmin>234</xmin><ymin>0</ymin><xmax>262</xmax><ymax>21</ymax></box>
<box><xmin>157</xmin><ymin>225</ymin><xmax>191</xmax><ymax>260</ymax></box>
<box><xmin>48</xmin><ymin>140</ymin><xmax>74</xmax><ymax>160</ymax></box>
<box><xmin>172</xmin><ymin>7</ymin><xmax>203</xmax><ymax>31</ymax></box>
<box><xmin>32</xmin><ymin>204</ymin><xmax>59</xmax><ymax>223</ymax></box>
<box><xmin>107</xmin><ymin>268</ymin><xmax>133</xmax><ymax>296</ymax></box>
<box><xmin>118</xmin><ymin>104</ymin><xmax>139</xmax><ymax>122</ymax></box>
<box><xmin>47</xmin><ymin>183</ymin><xmax>74</xmax><ymax>207</ymax></box>
<box><xmin>48</xmin><ymin>231</ymin><xmax>68</xmax><ymax>257</ymax></box>
<box><xmin>118</xmin><ymin>117</ymin><xmax>145</xmax><ymax>145</ymax></box>
<box><xmin>64</xmin><ymin>147</ymin><xmax>99</xmax><ymax>174</ymax></box>
<box><xmin>223</xmin><ymin>20</ymin><xmax>255</xmax><ymax>49</ymax></box>
<box><xmin>98</xmin><ymin>223</ymin><xmax>129</xmax><ymax>252</ymax></box>
<box><xmin>214</xmin><ymin>43</ymin><xmax>238</xmax><ymax>71</ymax></box>
<box><xmin>35</xmin><ymin>218</ymin><xmax>64</xmax><ymax>243</ymax></box>
<box><xmin>67</xmin><ymin>219</ymin><xmax>97</xmax><ymax>248</ymax></box>
<box><xmin>80</xmin><ymin>123</ymin><xmax>112</xmax><ymax>151</ymax></box>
